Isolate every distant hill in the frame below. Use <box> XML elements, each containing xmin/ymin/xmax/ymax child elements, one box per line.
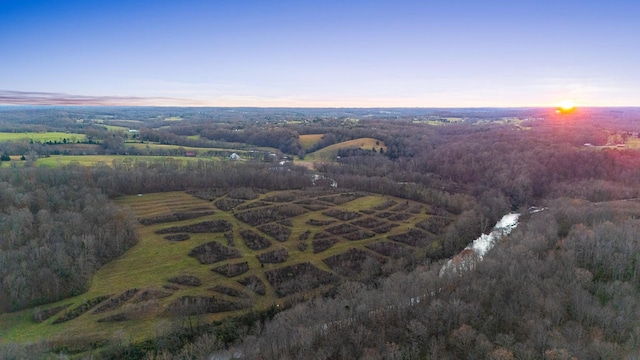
<box><xmin>299</xmin><ymin>134</ymin><xmax>324</xmax><ymax>150</ymax></box>
<box><xmin>306</xmin><ymin>137</ymin><xmax>386</xmax><ymax>161</ymax></box>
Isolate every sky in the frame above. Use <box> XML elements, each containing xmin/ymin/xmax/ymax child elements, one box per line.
<box><xmin>1</xmin><ymin>0</ymin><xmax>639</xmax><ymax>107</ymax></box>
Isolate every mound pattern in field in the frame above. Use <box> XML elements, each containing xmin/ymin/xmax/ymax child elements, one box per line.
<box><xmin>238</xmin><ymin>276</ymin><xmax>267</xmax><ymax>296</ymax></box>
<box><xmin>166</xmin><ymin>296</ymin><xmax>248</xmax><ymax>316</ymax></box>
<box><xmin>265</xmin><ymin>262</ymin><xmax>338</xmax><ymax>297</ymax></box>
<box><xmin>366</xmin><ymin>241</ymin><xmax>413</xmax><ymax>258</ymax></box>
<box><xmin>155</xmin><ymin>220</ymin><xmax>232</xmax><ymax>234</ymax></box>
<box><xmin>388</xmin><ymin>228</ymin><xmax>432</xmax><ymax>247</ymax></box>
<box><xmin>188</xmin><ymin>241</ymin><xmax>242</xmax><ymax>264</ymax></box>
<box><xmin>93</xmin><ymin>289</ymin><xmax>139</xmax><ymax>314</ymax></box>
<box><xmin>139</xmin><ymin>211</ymin><xmax>215</xmax><ymax>225</ymax></box>
<box><xmin>168</xmin><ymin>275</ymin><xmax>202</xmax><ymax>287</ymax></box>
<box><xmin>240</xmin><ymin>229</ymin><xmax>272</xmax><ymax>250</ymax></box>
<box><xmin>323</xmin><ymin>248</ymin><xmax>386</xmax><ymax>277</ymax></box>
<box><xmin>234</xmin><ymin>204</ymin><xmax>307</xmax><ymax>226</ymax></box>
<box><xmin>53</xmin><ymin>295</ymin><xmax>112</xmax><ymax>324</ymax></box>
<box><xmin>211</xmin><ymin>285</ymin><xmax>248</xmax><ymax>298</ymax></box>
<box><xmin>211</xmin><ymin>262</ymin><xmax>250</xmax><ymax>278</ymax></box>
<box><xmin>42</xmin><ymin>189</ymin><xmax>457</xmax><ymax>328</ymax></box>
<box><xmin>256</xmin><ymin>248</ymin><xmax>289</xmax><ymax>264</ymax></box>
<box><xmin>257</xmin><ymin>223</ymin><xmax>291</xmax><ymax>242</ymax></box>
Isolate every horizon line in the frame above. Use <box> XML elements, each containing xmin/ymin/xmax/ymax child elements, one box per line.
<box><xmin>1</xmin><ymin>90</ymin><xmax>638</xmax><ymax>109</ymax></box>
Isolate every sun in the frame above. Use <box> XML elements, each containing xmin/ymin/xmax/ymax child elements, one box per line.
<box><xmin>559</xmin><ymin>100</ymin><xmax>575</xmax><ymax>111</ymax></box>
<box><xmin>556</xmin><ymin>100</ymin><xmax>576</xmax><ymax>114</ymax></box>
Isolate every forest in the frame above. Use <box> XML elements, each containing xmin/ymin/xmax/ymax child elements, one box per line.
<box><xmin>0</xmin><ymin>106</ymin><xmax>639</xmax><ymax>359</ymax></box>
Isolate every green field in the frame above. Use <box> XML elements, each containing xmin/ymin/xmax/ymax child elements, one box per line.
<box><xmin>299</xmin><ymin>134</ymin><xmax>324</xmax><ymax>150</ymax></box>
<box><xmin>0</xmin><ymin>131</ymin><xmax>86</xmax><ymax>143</ymax></box>
<box><xmin>306</xmin><ymin>137</ymin><xmax>386</xmax><ymax>161</ymax></box>
<box><xmin>0</xmin><ymin>188</ymin><xmax>451</xmax><ymax>345</ymax></box>
<box><xmin>35</xmin><ymin>155</ymin><xmax>218</xmax><ymax>167</ymax></box>
<box><xmin>103</xmin><ymin>125</ymin><xmax>130</xmax><ymax>132</ymax></box>
<box><xmin>127</xmin><ymin>143</ymin><xmax>249</xmax><ymax>153</ymax></box>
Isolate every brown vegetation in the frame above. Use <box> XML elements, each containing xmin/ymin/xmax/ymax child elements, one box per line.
<box><xmin>306</xmin><ymin>218</ymin><xmax>336</xmax><ymax>226</ymax></box>
<box><xmin>256</xmin><ymin>223</ymin><xmax>291</xmax><ymax>242</ymax></box>
<box><xmin>167</xmin><ymin>275</ymin><xmax>202</xmax><ymax>287</ymax></box>
<box><xmin>31</xmin><ymin>305</ymin><xmax>71</xmax><ymax>323</ymax></box>
<box><xmin>312</xmin><ymin>238</ymin><xmax>339</xmax><ymax>253</ymax></box>
<box><xmin>52</xmin><ymin>295</ymin><xmax>112</xmax><ymax>324</ymax></box>
<box><xmin>237</xmin><ymin>276</ymin><xmax>266</xmax><ymax>296</ymax></box>
<box><xmin>415</xmin><ymin>215</ymin><xmax>453</xmax><ymax>234</ymax></box>
<box><xmin>163</xmin><ymin>234</ymin><xmax>191</xmax><ymax>241</ymax></box>
<box><xmin>138</xmin><ymin>211</ymin><xmax>215</xmax><ymax>225</ymax></box>
<box><xmin>92</xmin><ymin>289</ymin><xmax>139</xmax><ymax>314</ymax></box>
<box><xmin>265</xmin><ymin>262</ymin><xmax>338</xmax><ymax>297</ymax></box>
<box><xmin>210</xmin><ymin>285</ymin><xmax>247</xmax><ymax>298</ymax></box>
<box><xmin>256</xmin><ymin>248</ymin><xmax>289</xmax><ymax>264</ymax></box>
<box><xmin>323</xmin><ymin>248</ymin><xmax>385</xmax><ymax>277</ymax></box>
<box><xmin>323</xmin><ymin>209</ymin><xmax>361</xmax><ymax>221</ymax></box>
<box><xmin>155</xmin><ymin>220</ymin><xmax>232</xmax><ymax>234</ymax></box>
<box><xmin>234</xmin><ymin>204</ymin><xmax>307</xmax><ymax>226</ymax></box>
<box><xmin>388</xmin><ymin>228</ymin><xmax>432</xmax><ymax>247</ymax></box>
<box><xmin>166</xmin><ymin>296</ymin><xmax>247</xmax><ymax>316</ymax></box>
<box><xmin>211</xmin><ymin>262</ymin><xmax>250</xmax><ymax>278</ymax></box>
<box><xmin>365</xmin><ymin>241</ymin><xmax>413</xmax><ymax>258</ymax></box>
<box><xmin>188</xmin><ymin>241</ymin><xmax>242</xmax><ymax>264</ymax></box>
<box><xmin>239</xmin><ymin>229</ymin><xmax>272</xmax><ymax>250</ymax></box>
<box><xmin>214</xmin><ymin>197</ymin><xmax>244</xmax><ymax>211</ymax></box>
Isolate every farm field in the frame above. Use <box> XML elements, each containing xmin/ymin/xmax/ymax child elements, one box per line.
<box><xmin>299</xmin><ymin>134</ymin><xmax>324</xmax><ymax>150</ymax></box>
<box><xmin>0</xmin><ymin>131</ymin><xmax>86</xmax><ymax>143</ymax></box>
<box><xmin>0</xmin><ymin>188</ymin><xmax>455</xmax><ymax>344</ymax></box>
<box><xmin>306</xmin><ymin>137</ymin><xmax>386</xmax><ymax>161</ymax></box>
<box><xmin>126</xmin><ymin>142</ymin><xmax>276</xmax><ymax>155</ymax></box>
<box><xmin>625</xmin><ymin>137</ymin><xmax>640</xmax><ymax>149</ymax></box>
<box><xmin>35</xmin><ymin>155</ymin><xmax>219</xmax><ymax>167</ymax></box>
<box><xmin>102</xmin><ymin>125</ymin><xmax>130</xmax><ymax>132</ymax></box>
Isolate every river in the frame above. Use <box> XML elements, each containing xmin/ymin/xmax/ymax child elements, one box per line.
<box><xmin>439</xmin><ymin>213</ymin><xmax>520</xmax><ymax>277</ymax></box>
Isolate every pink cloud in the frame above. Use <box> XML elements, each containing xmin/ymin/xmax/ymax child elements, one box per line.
<box><xmin>0</xmin><ymin>90</ymin><xmax>207</xmax><ymax>106</ymax></box>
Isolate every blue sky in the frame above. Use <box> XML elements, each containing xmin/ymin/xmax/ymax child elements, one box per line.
<box><xmin>1</xmin><ymin>0</ymin><xmax>638</xmax><ymax>107</ymax></box>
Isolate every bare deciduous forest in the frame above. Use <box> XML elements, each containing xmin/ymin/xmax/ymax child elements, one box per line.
<box><xmin>0</xmin><ymin>107</ymin><xmax>639</xmax><ymax>359</ymax></box>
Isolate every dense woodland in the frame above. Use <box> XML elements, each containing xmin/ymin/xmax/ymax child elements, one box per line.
<box><xmin>1</xmin><ymin>106</ymin><xmax>640</xmax><ymax>359</ymax></box>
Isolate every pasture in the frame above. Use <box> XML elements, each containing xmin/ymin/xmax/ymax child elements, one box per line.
<box><xmin>35</xmin><ymin>155</ymin><xmax>218</xmax><ymax>167</ymax></box>
<box><xmin>306</xmin><ymin>137</ymin><xmax>386</xmax><ymax>160</ymax></box>
<box><xmin>299</xmin><ymin>134</ymin><xmax>324</xmax><ymax>150</ymax></box>
<box><xmin>0</xmin><ymin>131</ymin><xmax>86</xmax><ymax>143</ymax></box>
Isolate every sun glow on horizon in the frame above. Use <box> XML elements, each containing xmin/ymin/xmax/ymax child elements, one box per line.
<box><xmin>556</xmin><ymin>99</ymin><xmax>576</xmax><ymax>114</ymax></box>
<box><xmin>559</xmin><ymin>100</ymin><xmax>575</xmax><ymax>111</ymax></box>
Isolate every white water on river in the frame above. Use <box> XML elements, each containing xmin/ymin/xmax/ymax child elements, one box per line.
<box><xmin>439</xmin><ymin>213</ymin><xmax>520</xmax><ymax>277</ymax></box>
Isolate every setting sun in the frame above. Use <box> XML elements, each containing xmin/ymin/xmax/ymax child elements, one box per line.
<box><xmin>559</xmin><ymin>100</ymin><xmax>575</xmax><ymax>111</ymax></box>
<box><xmin>559</xmin><ymin>100</ymin><xmax>575</xmax><ymax>110</ymax></box>
<box><xmin>556</xmin><ymin>100</ymin><xmax>576</xmax><ymax>114</ymax></box>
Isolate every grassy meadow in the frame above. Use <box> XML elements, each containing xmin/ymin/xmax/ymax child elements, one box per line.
<box><xmin>0</xmin><ymin>131</ymin><xmax>86</xmax><ymax>143</ymax></box>
<box><xmin>299</xmin><ymin>134</ymin><xmax>324</xmax><ymax>150</ymax></box>
<box><xmin>0</xmin><ymin>188</ymin><xmax>451</xmax><ymax>345</ymax></box>
<box><xmin>35</xmin><ymin>155</ymin><xmax>219</xmax><ymax>167</ymax></box>
<box><xmin>306</xmin><ymin>137</ymin><xmax>386</xmax><ymax>161</ymax></box>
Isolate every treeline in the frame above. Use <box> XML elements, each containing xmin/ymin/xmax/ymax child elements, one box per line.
<box><xmin>199</xmin><ymin>127</ymin><xmax>301</xmax><ymax>154</ymax></box>
<box><xmin>319</xmin><ymin>116</ymin><xmax>640</xmax><ymax>207</ymax></box>
<box><xmin>0</xmin><ymin>169</ymin><xmax>138</xmax><ymax>312</ymax></box>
